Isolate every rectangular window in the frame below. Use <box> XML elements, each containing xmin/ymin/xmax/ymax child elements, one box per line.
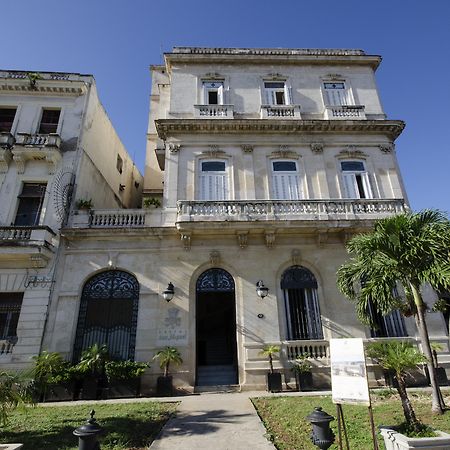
<box><xmin>14</xmin><ymin>182</ymin><xmax>47</xmax><ymax>226</ymax></box>
<box><xmin>0</xmin><ymin>108</ymin><xmax>16</xmax><ymax>132</ymax></box>
<box><xmin>0</xmin><ymin>293</ymin><xmax>23</xmax><ymax>340</ymax></box>
<box><xmin>340</xmin><ymin>161</ymin><xmax>372</xmax><ymax>199</ymax></box>
<box><xmin>264</xmin><ymin>82</ymin><xmax>287</xmax><ymax>105</ymax></box>
<box><xmin>203</xmin><ymin>82</ymin><xmax>224</xmax><ymax>105</ymax></box>
<box><xmin>38</xmin><ymin>109</ymin><xmax>60</xmax><ymax>134</ymax></box>
<box><xmin>199</xmin><ymin>160</ymin><xmax>228</xmax><ymax>200</ymax></box>
<box><xmin>323</xmin><ymin>82</ymin><xmax>350</xmax><ymax>106</ymax></box>
<box><xmin>272</xmin><ymin>160</ymin><xmax>303</xmax><ymax>200</ymax></box>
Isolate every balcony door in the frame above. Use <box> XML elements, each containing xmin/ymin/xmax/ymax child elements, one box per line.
<box><xmin>14</xmin><ymin>183</ymin><xmax>47</xmax><ymax>226</ymax></box>
<box><xmin>198</xmin><ymin>160</ymin><xmax>229</xmax><ymax>201</ymax></box>
<box><xmin>272</xmin><ymin>160</ymin><xmax>303</xmax><ymax>200</ymax></box>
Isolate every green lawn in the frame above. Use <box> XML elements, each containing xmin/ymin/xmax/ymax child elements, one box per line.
<box><xmin>253</xmin><ymin>391</ymin><xmax>450</xmax><ymax>450</ymax></box>
<box><xmin>0</xmin><ymin>401</ymin><xmax>177</xmax><ymax>450</ymax></box>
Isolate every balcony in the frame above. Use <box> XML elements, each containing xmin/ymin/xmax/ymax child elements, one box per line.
<box><xmin>176</xmin><ymin>199</ymin><xmax>406</xmax><ymax>223</ymax></box>
<box><xmin>194</xmin><ymin>104</ymin><xmax>234</xmax><ymax>119</ymax></box>
<box><xmin>0</xmin><ymin>226</ymin><xmax>56</xmax><ymax>268</ymax></box>
<box><xmin>260</xmin><ymin>104</ymin><xmax>301</xmax><ymax>119</ymax></box>
<box><xmin>324</xmin><ymin>105</ymin><xmax>366</xmax><ymax>120</ymax></box>
<box><xmin>0</xmin><ymin>132</ymin><xmax>15</xmax><ymax>148</ymax></box>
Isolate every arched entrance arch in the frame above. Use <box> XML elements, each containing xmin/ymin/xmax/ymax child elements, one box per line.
<box><xmin>196</xmin><ymin>268</ymin><xmax>238</xmax><ymax>385</ymax></box>
<box><xmin>281</xmin><ymin>266</ymin><xmax>323</xmax><ymax>340</ymax></box>
<box><xmin>73</xmin><ymin>270</ymin><xmax>139</xmax><ymax>362</ymax></box>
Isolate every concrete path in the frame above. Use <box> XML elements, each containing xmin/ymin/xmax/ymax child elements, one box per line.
<box><xmin>149</xmin><ymin>391</ymin><xmax>275</xmax><ymax>450</ymax></box>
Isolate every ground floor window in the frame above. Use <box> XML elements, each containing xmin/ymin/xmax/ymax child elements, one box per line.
<box><xmin>0</xmin><ymin>293</ymin><xmax>22</xmax><ymax>341</ymax></box>
<box><xmin>73</xmin><ymin>270</ymin><xmax>139</xmax><ymax>362</ymax></box>
<box><xmin>281</xmin><ymin>266</ymin><xmax>323</xmax><ymax>340</ymax></box>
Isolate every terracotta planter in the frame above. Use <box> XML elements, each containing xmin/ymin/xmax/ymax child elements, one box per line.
<box><xmin>266</xmin><ymin>372</ymin><xmax>282</xmax><ymax>393</ymax></box>
<box><xmin>380</xmin><ymin>426</ymin><xmax>450</xmax><ymax>450</ymax></box>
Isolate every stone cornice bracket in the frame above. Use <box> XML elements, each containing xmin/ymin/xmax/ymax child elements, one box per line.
<box><xmin>265</xmin><ymin>232</ymin><xmax>276</xmax><ymax>249</ymax></box>
<box><xmin>317</xmin><ymin>231</ymin><xmax>328</xmax><ymax>248</ymax></box>
<box><xmin>310</xmin><ymin>143</ymin><xmax>324</xmax><ymax>154</ymax></box>
<box><xmin>236</xmin><ymin>231</ymin><xmax>248</xmax><ymax>249</ymax></box>
<box><xmin>291</xmin><ymin>249</ymin><xmax>301</xmax><ymax>265</ymax></box>
<box><xmin>180</xmin><ymin>232</ymin><xmax>191</xmax><ymax>251</ymax></box>
<box><xmin>210</xmin><ymin>250</ymin><xmax>221</xmax><ymax>265</ymax></box>
<box><xmin>13</xmin><ymin>154</ymin><xmax>25</xmax><ymax>174</ymax></box>
<box><xmin>168</xmin><ymin>143</ymin><xmax>181</xmax><ymax>154</ymax></box>
<box><xmin>241</xmin><ymin>145</ymin><xmax>253</xmax><ymax>154</ymax></box>
<box><xmin>203</xmin><ymin>145</ymin><xmax>226</xmax><ymax>158</ymax></box>
<box><xmin>46</xmin><ymin>154</ymin><xmax>59</xmax><ymax>174</ymax></box>
<box><xmin>337</xmin><ymin>147</ymin><xmax>368</xmax><ymax>160</ymax></box>
<box><xmin>379</xmin><ymin>144</ymin><xmax>394</xmax><ymax>154</ymax></box>
<box><xmin>0</xmin><ymin>148</ymin><xmax>12</xmax><ymax>173</ymax></box>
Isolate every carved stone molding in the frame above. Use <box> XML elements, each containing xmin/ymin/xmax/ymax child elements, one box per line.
<box><xmin>325</xmin><ymin>73</ymin><xmax>343</xmax><ymax>80</ymax></box>
<box><xmin>210</xmin><ymin>250</ymin><xmax>221</xmax><ymax>265</ymax></box>
<box><xmin>168</xmin><ymin>143</ymin><xmax>181</xmax><ymax>153</ymax></box>
<box><xmin>265</xmin><ymin>232</ymin><xmax>276</xmax><ymax>249</ymax></box>
<box><xmin>291</xmin><ymin>249</ymin><xmax>301</xmax><ymax>265</ymax></box>
<box><xmin>202</xmin><ymin>145</ymin><xmax>226</xmax><ymax>158</ymax></box>
<box><xmin>180</xmin><ymin>232</ymin><xmax>191</xmax><ymax>251</ymax></box>
<box><xmin>0</xmin><ymin>148</ymin><xmax>12</xmax><ymax>173</ymax></box>
<box><xmin>46</xmin><ymin>154</ymin><xmax>59</xmax><ymax>174</ymax></box>
<box><xmin>317</xmin><ymin>231</ymin><xmax>328</xmax><ymax>248</ymax></box>
<box><xmin>241</xmin><ymin>145</ymin><xmax>253</xmax><ymax>154</ymax></box>
<box><xmin>310</xmin><ymin>143</ymin><xmax>323</xmax><ymax>154</ymax></box>
<box><xmin>270</xmin><ymin>146</ymin><xmax>299</xmax><ymax>160</ymax></box>
<box><xmin>204</xmin><ymin>72</ymin><xmax>224</xmax><ymax>79</ymax></box>
<box><xmin>13</xmin><ymin>154</ymin><xmax>25</xmax><ymax>174</ymax></box>
<box><xmin>265</xmin><ymin>72</ymin><xmax>285</xmax><ymax>80</ymax></box>
<box><xmin>379</xmin><ymin>144</ymin><xmax>394</xmax><ymax>154</ymax></box>
<box><xmin>337</xmin><ymin>147</ymin><xmax>368</xmax><ymax>160</ymax></box>
<box><xmin>236</xmin><ymin>231</ymin><xmax>248</xmax><ymax>249</ymax></box>
<box><xmin>107</xmin><ymin>252</ymin><xmax>119</xmax><ymax>269</ymax></box>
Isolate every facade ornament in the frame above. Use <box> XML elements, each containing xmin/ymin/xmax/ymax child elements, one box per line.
<box><xmin>325</xmin><ymin>73</ymin><xmax>343</xmax><ymax>80</ymax></box>
<box><xmin>180</xmin><ymin>232</ymin><xmax>191</xmax><ymax>251</ymax></box>
<box><xmin>266</xmin><ymin>72</ymin><xmax>284</xmax><ymax>80</ymax></box>
<box><xmin>30</xmin><ymin>254</ymin><xmax>48</xmax><ymax>268</ymax></box>
<box><xmin>236</xmin><ymin>231</ymin><xmax>248</xmax><ymax>249</ymax></box>
<box><xmin>205</xmin><ymin>72</ymin><xmax>223</xmax><ymax>79</ymax></box>
<box><xmin>209</xmin><ymin>250</ymin><xmax>221</xmax><ymax>265</ymax></box>
<box><xmin>168</xmin><ymin>143</ymin><xmax>181</xmax><ymax>154</ymax></box>
<box><xmin>310</xmin><ymin>143</ymin><xmax>324</xmax><ymax>154</ymax></box>
<box><xmin>337</xmin><ymin>148</ymin><xmax>367</xmax><ymax>160</ymax></box>
<box><xmin>202</xmin><ymin>145</ymin><xmax>225</xmax><ymax>158</ymax></box>
<box><xmin>265</xmin><ymin>232</ymin><xmax>276</xmax><ymax>249</ymax></box>
<box><xmin>46</xmin><ymin>154</ymin><xmax>59</xmax><ymax>174</ymax></box>
<box><xmin>270</xmin><ymin>146</ymin><xmax>299</xmax><ymax>160</ymax></box>
<box><xmin>291</xmin><ymin>249</ymin><xmax>301</xmax><ymax>266</ymax></box>
<box><xmin>317</xmin><ymin>231</ymin><xmax>328</xmax><ymax>248</ymax></box>
<box><xmin>0</xmin><ymin>148</ymin><xmax>12</xmax><ymax>173</ymax></box>
<box><xmin>379</xmin><ymin>144</ymin><xmax>393</xmax><ymax>154</ymax></box>
<box><xmin>13</xmin><ymin>154</ymin><xmax>25</xmax><ymax>174</ymax></box>
<box><xmin>107</xmin><ymin>252</ymin><xmax>119</xmax><ymax>269</ymax></box>
<box><xmin>241</xmin><ymin>145</ymin><xmax>253</xmax><ymax>154</ymax></box>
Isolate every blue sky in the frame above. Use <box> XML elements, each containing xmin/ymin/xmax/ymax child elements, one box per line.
<box><xmin>2</xmin><ymin>1</ymin><xmax>449</xmax><ymax>212</ymax></box>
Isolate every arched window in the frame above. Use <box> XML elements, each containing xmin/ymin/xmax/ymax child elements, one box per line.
<box><xmin>281</xmin><ymin>266</ymin><xmax>323</xmax><ymax>340</ymax></box>
<box><xmin>73</xmin><ymin>270</ymin><xmax>139</xmax><ymax>362</ymax></box>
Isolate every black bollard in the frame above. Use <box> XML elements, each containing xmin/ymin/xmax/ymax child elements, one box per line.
<box><xmin>73</xmin><ymin>410</ymin><xmax>104</xmax><ymax>450</ymax></box>
<box><xmin>306</xmin><ymin>407</ymin><xmax>335</xmax><ymax>450</ymax></box>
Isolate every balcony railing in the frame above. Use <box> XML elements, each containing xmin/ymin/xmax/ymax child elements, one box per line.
<box><xmin>15</xmin><ymin>133</ymin><xmax>61</xmax><ymax>148</ymax></box>
<box><xmin>89</xmin><ymin>210</ymin><xmax>146</xmax><ymax>227</ymax></box>
<box><xmin>194</xmin><ymin>104</ymin><xmax>234</xmax><ymax>119</ymax></box>
<box><xmin>0</xmin><ymin>339</ymin><xmax>16</xmax><ymax>356</ymax></box>
<box><xmin>177</xmin><ymin>199</ymin><xmax>406</xmax><ymax>223</ymax></box>
<box><xmin>261</xmin><ymin>104</ymin><xmax>301</xmax><ymax>119</ymax></box>
<box><xmin>324</xmin><ymin>105</ymin><xmax>366</xmax><ymax>120</ymax></box>
<box><xmin>0</xmin><ymin>227</ymin><xmax>32</xmax><ymax>240</ymax></box>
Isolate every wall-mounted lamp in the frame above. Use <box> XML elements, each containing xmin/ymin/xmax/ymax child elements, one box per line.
<box><xmin>162</xmin><ymin>282</ymin><xmax>175</xmax><ymax>302</ymax></box>
<box><xmin>256</xmin><ymin>280</ymin><xmax>269</xmax><ymax>299</ymax></box>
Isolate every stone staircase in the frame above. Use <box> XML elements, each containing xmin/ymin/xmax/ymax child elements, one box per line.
<box><xmin>196</xmin><ymin>364</ymin><xmax>239</xmax><ymax>392</ymax></box>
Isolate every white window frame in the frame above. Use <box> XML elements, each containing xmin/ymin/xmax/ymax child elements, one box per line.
<box><xmin>271</xmin><ymin>159</ymin><xmax>303</xmax><ymax>200</ymax></box>
<box><xmin>340</xmin><ymin>160</ymin><xmax>372</xmax><ymax>199</ymax></box>
<box><xmin>322</xmin><ymin>81</ymin><xmax>354</xmax><ymax>106</ymax></box>
<box><xmin>197</xmin><ymin>158</ymin><xmax>230</xmax><ymax>201</ymax></box>
<box><xmin>35</xmin><ymin>106</ymin><xmax>64</xmax><ymax>135</ymax></box>
<box><xmin>202</xmin><ymin>81</ymin><xmax>224</xmax><ymax>105</ymax></box>
<box><xmin>263</xmin><ymin>80</ymin><xmax>292</xmax><ymax>106</ymax></box>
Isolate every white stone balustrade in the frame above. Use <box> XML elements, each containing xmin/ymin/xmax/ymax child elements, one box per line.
<box><xmin>324</xmin><ymin>105</ymin><xmax>366</xmax><ymax>120</ymax></box>
<box><xmin>0</xmin><ymin>339</ymin><xmax>16</xmax><ymax>355</ymax></box>
<box><xmin>15</xmin><ymin>133</ymin><xmax>61</xmax><ymax>148</ymax></box>
<box><xmin>0</xmin><ymin>227</ymin><xmax>32</xmax><ymax>240</ymax></box>
<box><xmin>177</xmin><ymin>199</ymin><xmax>406</xmax><ymax>222</ymax></box>
<box><xmin>284</xmin><ymin>339</ymin><xmax>330</xmax><ymax>360</ymax></box>
<box><xmin>89</xmin><ymin>210</ymin><xmax>146</xmax><ymax>227</ymax></box>
<box><xmin>194</xmin><ymin>104</ymin><xmax>234</xmax><ymax>119</ymax></box>
<box><xmin>260</xmin><ymin>104</ymin><xmax>301</xmax><ymax>119</ymax></box>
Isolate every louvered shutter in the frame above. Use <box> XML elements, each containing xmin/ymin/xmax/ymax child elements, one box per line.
<box><xmin>342</xmin><ymin>173</ymin><xmax>358</xmax><ymax>198</ymax></box>
<box><xmin>272</xmin><ymin>172</ymin><xmax>302</xmax><ymax>200</ymax></box>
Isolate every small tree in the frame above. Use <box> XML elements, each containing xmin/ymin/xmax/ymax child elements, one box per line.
<box><xmin>259</xmin><ymin>345</ymin><xmax>280</xmax><ymax>374</ymax></box>
<box><xmin>366</xmin><ymin>341</ymin><xmax>427</xmax><ymax>433</ymax></box>
<box><xmin>153</xmin><ymin>347</ymin><xmax>183</xmax><ymax>377</ymax></box>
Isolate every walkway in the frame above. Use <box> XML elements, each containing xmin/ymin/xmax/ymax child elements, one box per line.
<box><xmin>150</xmin><ymin>391</ymin><xmax>275</xmax><ymax>450</ymax></box>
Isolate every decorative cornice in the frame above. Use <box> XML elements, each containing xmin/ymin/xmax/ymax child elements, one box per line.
<box><xmin>168</xmin><ymin>143</ymin><xmax>181</xmax><ymax>153</ymax></box>
<box><xmin>202</xmin><ymin>145</ymin><xmax>226</xmax><ymax>158</ymax></box>
<box><xmin>310</xmin><ymin>143</ymin><xmax>324</xmax><ymax>154</ymax></box>
<box><xmin>379</xmin><ymin>144</ymin><xmax>394</xmax><ymax>154</ymax></box>
<box><xmin>241</xmin><ymin>145</ymin><xmax>253</xmax><ymax>153</ymax></box>
<box><xmin>269</xmin><ymin>145</ymin><xmax>299</xmax><ymax>159</ymax></box>
<box><xmin>155</xmin><ymin>119</ymin><xmax>405</xmax><ymax>141</ymax></box>
<box><xmin>337</xmin><ymin>147</ymin><xmax>368</xmax><ymax>160</ymax></box>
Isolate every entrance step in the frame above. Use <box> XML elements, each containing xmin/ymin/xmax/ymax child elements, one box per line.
<box><xmin>197</xmin><ymin>364</ymin><xmax>237</xmax><ymax>386</ymax></box>
<box><xmin>194</xmin><ymin>384</ymin><xmax>241</xmax><ymax>394</ymax></box>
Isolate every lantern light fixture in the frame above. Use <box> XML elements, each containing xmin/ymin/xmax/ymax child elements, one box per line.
<box><xmin>256</xmin><ymin>280</ymin><xmax>269</xmax><ymax>299</ymax></box>
<box><xmin>162</xmin><ymin>282</ymin><xmax>175</xmax><ymax>302</ymax></box>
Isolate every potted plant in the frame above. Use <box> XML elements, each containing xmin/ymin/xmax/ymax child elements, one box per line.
<box><xmin>367</xmin><ymin>341</ymin><xmax>450</xmax><ymax>449</ymax></box>
<box><xmin>105</xmin><ymin>360</ymin><xmax>148</xmax><ymax>398</ymax></box>
<box><xmin>75</xmin><ymin>344</ymin><xmax>109</xmax><ymax>400</ymax></box>
<box><xmin>143</xmin><ymin>197</ymin><xmax>161</xmax><ymax>208</ymax></box>
<box><xmin>75</xmin><ymin>198</ymin><xmax>93</xmax><ymax>210</ymax></box>
<box><xmin>291</xmin><ymin>354</ymin><xmax>313</xmax><ymax>391</ymax></box>
<box><xmin>152</xmin><ymin>347</ymin><xmax>183</xmax><ymax>396</ymax></box>
<box><xmin>259</xmin><ymin>345</ymin><xmax>282</xmax><ymax>393</ymax></box>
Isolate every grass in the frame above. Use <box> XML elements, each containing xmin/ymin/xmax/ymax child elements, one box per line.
<box><xmin>252</xmin><ymin>390</ymin><xmax>450</xmax><ymax>450</ymax></box>
<box><xmin>0</xmin><ymin>401</ymin><xmax>177</xmax><ymax>450</ymax></box>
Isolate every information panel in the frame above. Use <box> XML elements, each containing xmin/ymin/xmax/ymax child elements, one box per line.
<box><xmin>330</xmin><ymin>338</ymin><xmax>370</xmax><ymax>406</ymax></box>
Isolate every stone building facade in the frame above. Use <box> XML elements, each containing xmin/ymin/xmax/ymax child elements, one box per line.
<box><xmin>0</xmin><ymin>70</ymin><xmax>142</xmax><ymax>370</ymax></box>
<box><xmin>22</xmin><ymin>48</ymin><xmax>450</xmax><ymax>391</ymax></box>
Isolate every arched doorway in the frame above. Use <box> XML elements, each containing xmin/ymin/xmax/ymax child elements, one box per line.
<box><xmin>196</xmin><ymin>268</ymin><xmax>238</xmax><ymax>385</ymax></box>
<box><xmin>73</xmin><ymin>270</ymin><xmax>139</xmax><ymax>362</ymax></box>
<box><xmin>281</xmin><ymin>266</ymin><xmax>323</xmax><ymax>340</ymax></box>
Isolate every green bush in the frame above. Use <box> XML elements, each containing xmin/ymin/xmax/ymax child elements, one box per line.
<box><xmin>105</xmin><ymin>360</ymin><xmax>148</xmax><ymax>382</ymax></box>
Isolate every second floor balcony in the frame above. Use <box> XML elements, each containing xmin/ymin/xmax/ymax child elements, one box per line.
<box><xmin>194</xmin><ymin>104</ymin><xmax>234</xmax><ymax>119</ymax></box>
<box><xmin>323</xmin><ymin>105</ymin><xmax>366</xmax><ymax>120</ymax></box>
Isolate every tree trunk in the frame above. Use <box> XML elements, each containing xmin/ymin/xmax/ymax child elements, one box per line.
<box><xmin>269</xmin><ymin>354</ymin><xmax>274</xmax><ymax>374</ymax></box>
<box><xmin>396</xmin><ymin>373</ymin><xmax>420</xmax><ymax>431</ymax></box>
<box><xmin>411</xmin><ymin>283</ymin><xmax>445</xmax><ymax>414</ymax></box>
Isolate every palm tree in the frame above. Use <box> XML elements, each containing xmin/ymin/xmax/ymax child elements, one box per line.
<box><xmin>366</xmin><ymin>341</ymin><xmax>427</xmax><ymax>432</ymax></box>
<box><xmin>259</xmin><ymin>345</ymin><xmax>280</xmax><ymax>374</ymax></box>
<box><xmin>337</xmin><ymin>210</ymin><xmax>450</xmax><ymax>414</ymax></box>
<box><xmin>153</xmin><ymin>347</ymin><xmax>183</xmax><ymax>377</ymax></box>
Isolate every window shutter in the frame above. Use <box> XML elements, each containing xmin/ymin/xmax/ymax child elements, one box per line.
<box><xmin>286</xmin><ymin>86</ymin><xmax>293</xmax><ymax>105</ymax></box>
<box><xmin>342</xmin><ymin>173</ymin><xmax>358</xmax><ymax>198</ymax></box>
<box><xmin>362</xmin><ymin>172</ymin><xmax>373</xmax><ymax>199</ymax></box>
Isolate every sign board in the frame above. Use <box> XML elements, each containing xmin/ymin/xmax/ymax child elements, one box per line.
<box><xmin>330</xmin><ymin>338</ymin><xmax>370</xmax><ymax>406</ymax></box>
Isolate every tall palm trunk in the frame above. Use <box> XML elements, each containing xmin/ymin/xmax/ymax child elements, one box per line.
<box><xmin>269</xmin><ymin>354</ymin><xmax>274</xmax><ymax>374</ymax></box>
<box><xmin>396</xmin><ymin>373</ymin><xmax>420</xmax><ymax>430</ymax></box>
<box><xmin>411</xmin><ymin>283</ymin><xmax>445</xmax><ymax>414</ymax></box>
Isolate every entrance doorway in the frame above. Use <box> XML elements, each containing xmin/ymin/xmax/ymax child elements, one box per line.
<box><xmin>196</xmin><ymin>268</ymin><xmax>238</xmax><ymax>386</ymax></box>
